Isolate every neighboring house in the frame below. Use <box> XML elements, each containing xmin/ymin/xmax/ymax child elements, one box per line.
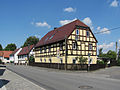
<box><xmin>9</xmin><ymin>48</ymin><xmax>22</xmax><ymax>64</ymax></box>
<box><xmin>17</xmin><ymin>45</ymin><xmax>35</xmax><ymax>64</ymax></box>
<box><xmin>0</xmin><ymin>51</ymin><xmax>13</xmax><ymax>63</ymax></box>
<box><xmin>35</xmin><ymin>19</ymin><xmax>98</xmax><ymax>64</ymax></box>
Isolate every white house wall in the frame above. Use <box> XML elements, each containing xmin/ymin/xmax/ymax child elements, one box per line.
<box><xmin>14</xmin><ymin>48</ymin><xmax>22</xmax><ymax>63</ymax></box>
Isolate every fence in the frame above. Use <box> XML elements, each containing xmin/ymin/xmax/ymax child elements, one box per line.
<box><xmin>29</xmin><ymin>62</ymin><xmax>106</xmax><ymax>71</ymax></box>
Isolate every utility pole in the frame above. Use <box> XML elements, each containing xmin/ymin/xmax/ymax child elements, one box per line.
<box><xmin>65</xmin><ymin>36</ymin><xmax>67</xmax><ymax>70</ymax></box>
<box><xmin>116</xmin><ymin>42</ymin><xmax>118</xmax><ymax>60</ymax></box>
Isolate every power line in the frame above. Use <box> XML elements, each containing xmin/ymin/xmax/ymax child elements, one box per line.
<box><xmin>94</xmin><ymin>26</ymin><xmax>120</xmax><ymax>34</ymax></box>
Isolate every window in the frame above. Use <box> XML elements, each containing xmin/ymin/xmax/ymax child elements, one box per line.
<box><xmin>89</xmin><ymin>44</ymin><xmax>92</xmax><ymax>50</ymax></box>
<box><xmin>73</xmin><ymin>59</ymin><xmax>76</xmax><ymax>64</ymax></box>
<box><xmin>76</xmin><ymin>29</ymin><xmax>79</xmax><ymax>35</ymax></box>
<box><xmin>48</xmin><ymin>46</ymin><xmax>51</xmax><ymax>52</ymax></box>
<box><xmin>44</xmin><ymin>59</ymin><xmax>46</xmax><ymax>62</ymax></box>
<box><xmin>44</xmin><ymin>47</ymin><xmax>46</xmax><ymax>53</ymax></box>
<box><xmin>24</xmin><ymin>55</ymin><xmax>27</xmax><ymax>57</ymax></box>
<box><xmin>72</xmin><ymin>42</ymin><xmax>77</xmax><ymax>49</ymax></box>
<box><xmin>60</xmin><ymin>43</ymin><xmax>63</xmax><ymax>50</ymax></box>
<box><xmin>40</xmin><ymin>59</ymin><xmax>42</xmax><ymax>62</ymax></box>
<box><xmin>60</xmin><ymin>58</ymin><xmax>63</xmax><ymax>63</ymax></box>
<box><xmin>49</xmin><ymin>59</ymin><xmax>52</xmax><ymax>63</ymax></box>
<box><xmin>75</xmin><ymin>35</ymin><xmax>79</xmax><ymax>41</ymax></box>
<box><xmin>40</xmin><ymin>48</ymin><xmax>42</xmax><ymax>53</ymax></box>
<box><xmin>86</xmin><ymin>31</ymin><xmax>90</xmax><ymax>37</ymax></box>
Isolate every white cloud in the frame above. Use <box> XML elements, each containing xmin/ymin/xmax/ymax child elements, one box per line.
<box><xmin>110</xmin><ymin>0</ymin><xmax>119</xmax><ymax>7</ymax></box>
<box><xmin>97</xmin><ymin>26</ymin><xmax>101</xmax><ymax>30</ymax></box>
<box><xmin>96</xmin><ymin>27</ymin><xmax>110</xmax><ymax>34</ymax></box>
<box><xmin>64</xmin><ymin>7</ymin><xmax>76</xmax><ymax>12</ymax></box>
<box><xmin>31</xmin><ymin>22</ymin><xmax>34</xmax><ymax>25</ymax></box>
<box><xmin>98</xmin><ymin>42</ymin><xmax>115</xmax><ymax>53</ymax></box>
<box><xmin>118</xmin><ymin>39</ymin><xmax>120</xmax><ymax>44</ymax></box>
<box><xmin>100</xmin><ymin>28</ymin><xmax>110</xmax><ymax>34</ymax></box>
<box><xmin>82</xmin><ymin>17</ymin><xmax>94</xmax><ymax>30</ymax></box>
<box><xmin>31</xmin><ymin>21</ymin><xmax>51</xmax><ymax>28</ymax></box>
<box><xmin>59</xmin><ymin>18</ymin><xmax>77</xmax><ymax>25</ymax></box>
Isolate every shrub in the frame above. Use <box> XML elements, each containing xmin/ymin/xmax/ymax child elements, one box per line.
<box><xmin>10</xmin><ymin>61</ymin><xmax>14</xmax><ymax>63</ymax></box>
<box><xmin>97</xmin><ymin>60</ymin><xmax>104</xmax><ymax>64</ymax></box>
<box><xmin>29</xmin><ymin>55</ymin><xmax>35</xmax><ymax>63</ymax></box>
<box><xmin>117</xmin><ymin>59</ymin><xmax>120</xmax><ymax>66</ymax></box>
<box><xmin>75</xmin><ymin>56</ymin><xmax>87</xmax><ymax>64</ymax></box>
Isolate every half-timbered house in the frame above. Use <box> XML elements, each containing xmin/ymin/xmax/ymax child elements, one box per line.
<box><xmin>35</xmin><ymin>19</ymin><xmax>97</xmax><ymax>64</ymax></box>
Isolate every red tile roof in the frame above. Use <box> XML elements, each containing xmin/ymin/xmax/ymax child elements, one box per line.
<box><xmin>10</xmin><ymin>48</ymin><xmax>20</xmax><ymax>56</ymax></box>
<box><xmin>18</xmin><ymin>45</ymin><xmax>34</xmax><ymax>56</ymax></box>
<box><xmin>35</xmin><ymin>19</ymin><xmax>97</xmax><ymax>48</ymax></box>
<box><xmin>0</xmin><ymin>51</ymin><xmax>13</xmax><ymax>58</ymax></box>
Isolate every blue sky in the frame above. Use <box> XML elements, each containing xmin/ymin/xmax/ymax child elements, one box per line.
<box><xmin>0</xmin><ymin>0</ymin><xmax>120</xmax><ymax>53</ymax></box>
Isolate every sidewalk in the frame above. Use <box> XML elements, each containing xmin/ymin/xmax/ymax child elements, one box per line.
<box><xmin>0</xmin><ymin>67</ymin><xmax>45</xmax><ymax>90</ymax></box>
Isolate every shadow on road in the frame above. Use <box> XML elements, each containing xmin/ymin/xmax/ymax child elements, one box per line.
<box><xmin>0</xmin><ymin>69</ymin><xmax>6</xmax><ymax>76</ymax></box>
<box><xmin>0</xmin><ymin>79</ymin><xmax>9</xmax><ymax>88</ymax></box>
<box><xmin>0</xmin><ymin>69</ymin><xmax>10</xmax><ymax>88</ymax></box>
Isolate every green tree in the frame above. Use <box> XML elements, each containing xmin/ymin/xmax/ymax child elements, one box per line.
<box><xmin>29</xmin><ymin>55</ymin><xmax>35</xmax><ymax>63</ymax></box>
<box><xmin>118</xmin><ymin>49</ymin><xmax>120</xmax><ymax>59</ymax></box>
<box><xmin>4</xmin><ymin>43</ymin><xmax>17</xmax><ymax>51</ymax></box>
<box><xmin>75</xmin><ymin>56</ymin><xmax>87</xmax><ymax>64</ymax></box>
<box><xmin>0</xmin><ymin>44</ymin><xmax>3</xmax><ymax>50</ymax></box>
<box><xmin>22</xmin><ymin>36</ymin><xmax>39</xmax><ymax>47</ymax></box>
<box><xmin>99</xmin><ymin>48</ymin><xmax>103</xmax><ymax>57</ymax></box>
<box><xmin>106</xmin><ymin>50</ymin><xmax>116</xmax><ymax>60</ymax></box>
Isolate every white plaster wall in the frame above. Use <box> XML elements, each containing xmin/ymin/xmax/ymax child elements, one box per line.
<box><xmin>14</xmin><ymin>48</ymin><xmax>22</xmax><ymax>63</ymax></box>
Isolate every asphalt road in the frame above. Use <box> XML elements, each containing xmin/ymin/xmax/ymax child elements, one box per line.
<box><xmin>6</xmin><ymin>65</ymin><xmax>120</xmax><ymax>90</ymax></box>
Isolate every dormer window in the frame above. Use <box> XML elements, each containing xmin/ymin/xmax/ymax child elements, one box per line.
<box><xmin>86</xmin><ymin>31</ymin><xmax>90</xmax><ymax>37</ymax></box>
<box><xmin>76</xmin><ymin>29</ymin><xmax>79</xmax><ymax>35</ymax></box>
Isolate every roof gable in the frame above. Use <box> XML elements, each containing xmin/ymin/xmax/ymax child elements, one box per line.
<box><xmin>10</xmin><ymin>48</ymin><xmax>20</xmax><ymax>56</ymax></box>
<box><xmin>18</xmin><ymin>45</ymin><xmax>34</xmax><ymax>56</ymax></box>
